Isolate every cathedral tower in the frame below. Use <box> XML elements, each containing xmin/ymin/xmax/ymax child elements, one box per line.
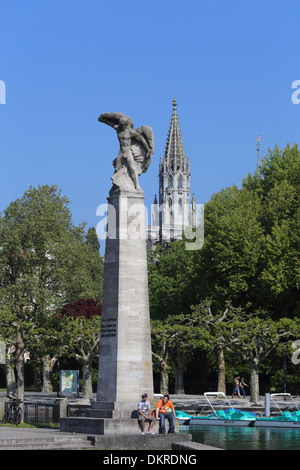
<box><xmin>148</xmin><ymin>99</ymin><xmax>196</xmax><ymax>247</ymax></box>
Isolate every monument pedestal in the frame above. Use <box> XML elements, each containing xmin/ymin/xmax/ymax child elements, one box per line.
<box><xmin>60</xmin><ymin>416</ymin><xmax>140</xmax><ymax>435</ymax></box>
<box><xmin>96</xmin><ymin>191</ymin><xmax>154</xmax><ymax>407</ymax></box>
<box><xmin>60</xmin><ymin>190</ymin><xmax>154</xmax><ymax>435</ymax></box>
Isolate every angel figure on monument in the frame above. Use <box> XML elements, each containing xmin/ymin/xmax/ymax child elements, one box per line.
<box><xmin>98</xmin><ymin>112</ymin><xmax>154</xmax><ymax>193</ymax></box>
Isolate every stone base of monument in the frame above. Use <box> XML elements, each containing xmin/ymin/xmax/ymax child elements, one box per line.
<box><xmin>87</xmin><ymin>400</ymin><xmax>139</xmax><ymax>419</ymax></box>
<box><xmin>60</xmin><ymin>400</ymin><xmax>141</xmax><ymax>435</ymax></box>
<box><xmin>89</xmin><ymin>434</ymin><xmax>194</xmax><ymax>451</ymax></box>
<box><xmin>60</xmin><ymin>401</ymin><xmax>181</xmax><ymax>437</ymax></box>
<box><xmin>59</xmin><ymin>413</ymin><xmax>192</xmax><ymax>450</ymax></box>
<box><xmin>60</xmin><ymin>416</ymin><xmax>192</xmax><ymax>449</ymax></box>
<box><xmin>60</xmin><ymin>416</ymin><xmax>141</xmax><ymax>435</ymax></box>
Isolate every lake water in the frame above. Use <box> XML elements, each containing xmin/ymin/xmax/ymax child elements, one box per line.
<box><xmin>180</xmin><ymin>425</ymin><xmax>300</xmax><ymax>450</ymax></box>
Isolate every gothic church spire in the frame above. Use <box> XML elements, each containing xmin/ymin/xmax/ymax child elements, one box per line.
<box><xmin>163</xmin><ymin>98</ymin><xmax>187</xmax><ymax>172</ymax></box>
<box><xmin>147</xmin><ymin>99</ymin><xmax>196</xmax><ymax>249</ymax></box>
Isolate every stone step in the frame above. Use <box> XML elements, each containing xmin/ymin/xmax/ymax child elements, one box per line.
<box><xmin>91</xmin><ymin>401</ymin><xmax>115</xmax><ymax>410</ymax></box>
<box><xmin>60</xmin><ymin>416</ymin><xmax>141</xmax><ymax>435</ymax></box>
<box><xmin>84</xmin><ymin>409</ymin><xmax>114</xmax><ymax>418</ymax></box>
<box><xmin>0</xmin><ymin>436</ymin><xmax>93</xmax><ymax>450</ymax></box>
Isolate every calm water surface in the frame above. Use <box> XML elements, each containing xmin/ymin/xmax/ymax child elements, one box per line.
<box><xmin>180</xmin><ymin>425</ymin><xmax>300</xmax><ymax>450</ymax></box>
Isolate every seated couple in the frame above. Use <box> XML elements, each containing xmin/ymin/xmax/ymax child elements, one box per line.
<box><xmin>137</xmin><ymin>393</ymin><xmax>177</xmax><ymax>435</ymax></box>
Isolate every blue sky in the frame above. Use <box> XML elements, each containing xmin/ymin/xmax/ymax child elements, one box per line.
<box><xmin>0</xmin><ymin>1</ymin><xmax>299</xmax><ymax>253</ymax></box>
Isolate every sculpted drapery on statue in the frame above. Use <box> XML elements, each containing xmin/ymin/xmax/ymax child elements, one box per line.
<box><xmin>98</xmin><ymin>112</ymin><xmax>154</xmax><ymax>193</ymax></box>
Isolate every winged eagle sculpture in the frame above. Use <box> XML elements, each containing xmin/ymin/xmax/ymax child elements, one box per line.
<box><xmin>98</xmin><ymin>112</ymin><xmax>154</xmax><ymax>193</ymax></box>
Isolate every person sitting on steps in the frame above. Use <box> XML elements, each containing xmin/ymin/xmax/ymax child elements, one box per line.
<box><xmin>137</xmin><ymin>393</ymin><xmax>156</xmax><ymax>435</ymax></box>
<box><xmin>156</xmin><ymin>394</ymin><xmax>176</xmax><ymax>434</ymax></box>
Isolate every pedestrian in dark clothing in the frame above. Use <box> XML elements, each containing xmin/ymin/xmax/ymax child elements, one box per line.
<box><xmin>239</xmin><ymin>378</ymin><xmax>249</xmax><ymax>398</ymax></box>
<box><xmin>232</xmin><ymin>376</ymin><xmax>241</xmax><ymax>398</ymax></box>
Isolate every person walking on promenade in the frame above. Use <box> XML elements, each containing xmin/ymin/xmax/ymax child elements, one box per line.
<box><xmin>239</xmin><ymin>378</ymin><xmax>249</xmax><ymax>398</ymax></box>
<box><xmin>232</xmin><ymin>376</ymin><xmax>241</xmax><ymax>398</ymax></box>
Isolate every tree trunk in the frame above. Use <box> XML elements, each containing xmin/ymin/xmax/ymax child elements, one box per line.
<box><xmin>159</xmin><ymin>343</ymin><xmax>169</xmax><ymax>394</ymax></box>
<box><xmin>198</xmin><ymin>351</ymin><xmax>207</xmax><ymax>383</ymax></box>
<box><xmin>249</xmin><ymin>358</ymin><xmax>260</xmax><ymax>404</ymax></box>
<box><xmin>217</xmin><ymin>347</ymin><xmax>226</xmax><ymax>394</ymax></box>
<box><xmin>81</xmin><ymin>360</ymin><xmax>93</xmax><ymax>400</ymax></box>
<box><xmin>15</xmin><ymin>330</ymin><xmax>25</xmax><ymax>421</ymax></box>
<box><xmin>160</xmin><ymin>359</ymin><xmax>169</xmax><ymax>395</ymax></box>
<box><xmin>42</xmin><ymin>355</ymin><xmax>56</xmax><ymax>392</ymax></box>
<box><xmin>173</xmin><ymin>355</ymin><xmax>185</xmax><ymax>394</ymax></box>
<box><xmin>5</xmin><ymin>362</ymin><xmax>16</xmax><ymax>397</ymax></box>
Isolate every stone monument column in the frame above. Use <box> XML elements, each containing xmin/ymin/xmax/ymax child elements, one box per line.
<box><xmin>94</xmin><ymin>113</ymin><xmax>155</xmax><ymax>421</ymax></box>
<box><xmin>60</xmin><ymin>112</ymin><xmax>155</xmax><ymax>434</ymax></box>
<box><xmin>95</xmin><ymin>190</ymin><xmax>153</xmax><ymax>418</ymax></box>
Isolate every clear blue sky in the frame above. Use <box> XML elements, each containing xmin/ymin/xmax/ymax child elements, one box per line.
<box><xmin>1</xmin><ymin>1</ymin><xmax>299</xmax><ymax>253</ymax></box>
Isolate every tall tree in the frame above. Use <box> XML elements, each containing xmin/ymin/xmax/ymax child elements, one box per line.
<box><xmin>63</xmin><ymin>226</ymin><xmax>104</xmax><ymax>303</ymax></box>
<box><xmin>60</xmin><ymin>299</ymin><xmax>101</xmax><ymax>400</ymax></box>
<box><xmin>151</xmin><ymin>313</ymin><xmax>208</xmax><ymax>394</ymax></box>
<box><xmin>194</xmin><ymin>185</ymin><xmax>264</xmax><ymax>309</ymax></box>
<box><xmin>243</xmin><ymin>143</ymin><xmax>300</xmax><ymax>318</ymax></box>
<box><xmin>148</xmin><ymin>143</ymin><xmax>300</xmax><ymax>394</ymax></box>
<box><xmin>0</xmin><ymin>185</ymin><xmax>103</xmax><ymax>401</ymax></box>
<box><xmin>190</xmin><ymin>302</ymin><xmax>248</xmax><ymax>394</ymax></box>
<box><xmin>230</xmin><ymin>317</ymin><xmax>300</xmax><ymax>403</ymax></box>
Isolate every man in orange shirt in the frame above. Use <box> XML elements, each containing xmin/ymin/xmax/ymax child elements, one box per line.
<box><xmin>156</xmin><ymin>394</ymin><xmax>176</xmax><ymax>434</ymax></box>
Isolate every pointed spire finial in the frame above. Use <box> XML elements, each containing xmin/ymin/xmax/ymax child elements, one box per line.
<box><xmin>163</xmin><ymin>98</ymin><xmax>186</xmax><ymax>170</ymax></box>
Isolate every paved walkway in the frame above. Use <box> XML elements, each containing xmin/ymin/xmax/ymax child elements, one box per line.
<box><xmin>1</xmin><ymin>391</ymin><xmax>299</xmax><ymax>409</ymax></box>
<box><xmin>0</xmin><ymin>427</ymin><xmax>218</xmax><ymax>451</ymax></box>
<box><xmin>0</xmin><ymin>425</ymin><xmax>63</xmax><ymax>440</ymax></box>
<box><xmin>171</xmin><ymin>393</ymin><xmax>300</xmax><ymax>410</ymax></box>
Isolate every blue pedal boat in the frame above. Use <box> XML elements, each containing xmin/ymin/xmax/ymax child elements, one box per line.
<box><xmin>254</xmin><ymin>393</ymin><xmax>300</xmax><ymax>428</ymax></box>
<box><xmin>188</xmin><ymin>392</ymin><xmax>257</xmax><ymax>427</ymax></box>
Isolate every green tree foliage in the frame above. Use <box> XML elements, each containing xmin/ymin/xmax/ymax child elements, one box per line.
<box><xmin>64</xmin><ymin>227</ymin><xmax>104</xmax><ymax>302</ymax></box>
<box><xmin>194</xmin><ymin>186</ymin><xmax>264</xmax><ymax>309</ymax></box>
<box><xmin>60</xmin><ymin>299</ymin><xmax>101</xmax><ymax>399</ymax></box>
<box><xmin>0</xmin><ymin>185</ymin><xmax>104</xmax><ymax>399</ymax></box>
<box><xmin>151</xmin><ymin>312</ymin><xmax>207</xmax><ymax>394</ymax></box>
<box><xmin>229</xmin><ymin>317</ymin><xmax>300</xmax><ymax>403</ymax></box>
<box><xmin>148</xmin><ymin>240</ymin><xmax>196</xmax><ymax>320</ymax></box>
<box><xmin>148</xmin><ymin>143</ymin><xmax>300</xmax><ymax>396</ymax></box>
<box><xmin>193</xmin><ymin>143</ymin><xmax>300</xmax><ymax>317</ymax></box>
<box><xmin>243</xmin><ymin>143</ymin><xmax>300</xmax><ymax>318</ymax></box>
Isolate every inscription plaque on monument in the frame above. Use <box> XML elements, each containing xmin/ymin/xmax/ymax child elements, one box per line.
<box><xmin>100</xmin><ymin>318</ymin><xmax>117</xmax><ymax>338</ymax></box>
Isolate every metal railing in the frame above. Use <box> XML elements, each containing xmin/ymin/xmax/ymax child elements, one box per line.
<box><xmin>4</xmin><ymin>401</ymin><xmax>92</xmax><ymax>424</ymax></box>
<box><xmin>3</xmin><ymin>401</ymin><xmax>54</xmax><ymax>424</ymax></box>
<box><xmin>23</xmin><ymin>402</ymin><xmax>54</xmax><ymax>424</ymax></box>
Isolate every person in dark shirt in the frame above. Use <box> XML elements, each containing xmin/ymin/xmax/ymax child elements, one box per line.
<box><xmin>239</xmin><ymin>378</ymin><xmax>249</xmax><ymax>398</ymax></box>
